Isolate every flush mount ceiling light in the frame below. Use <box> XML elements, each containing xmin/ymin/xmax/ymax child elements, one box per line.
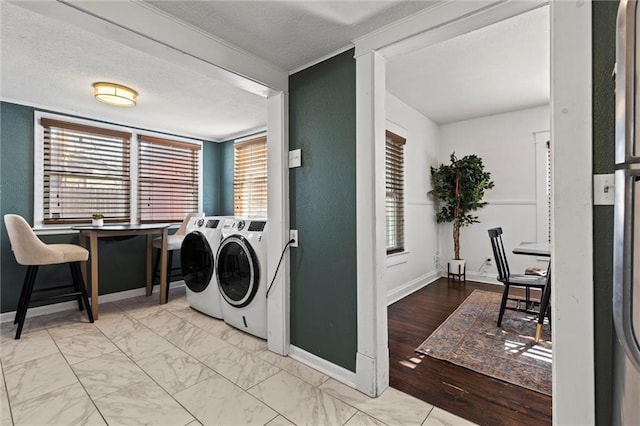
<box><xmin>93</xmin><ymin>82</ymin><xmax>138</xmax><ymax>107</ymax></box>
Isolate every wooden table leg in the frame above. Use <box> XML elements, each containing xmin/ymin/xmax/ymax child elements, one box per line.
<box><xmin>89</xmin><ymin>232</ymin><xmax>99</xmax><ymax>320</ymax></box>
<box><xmin>535</xmin><ymin>266</ymin><xmax>552</xmax><ymax>343</ymax></box>
<box><xmin>160</xmin><ymin>227</ymin><xmax>168</xmax><ymax>304</ymax></box>
<box><xmin>146</xmin><ymin>234</ymin><xmax>153</xmax><ymax>297</ymax></box>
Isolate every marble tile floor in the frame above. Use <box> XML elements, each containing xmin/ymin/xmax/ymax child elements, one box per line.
<box><xmin>0</xmin><ymin>287</ymin><xmax>475</xmax><ymax>426</ymax></box>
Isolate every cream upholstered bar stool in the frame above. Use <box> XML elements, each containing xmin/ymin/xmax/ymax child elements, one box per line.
<box><xmin>152</xmin><ymin>212</ymin><xmax>204</xmax><ymax>301</ymax></box>
<box><xmin>4</xmin><ymin>214</ymin><xmax>94</xmax><ymax>339</ymax></box>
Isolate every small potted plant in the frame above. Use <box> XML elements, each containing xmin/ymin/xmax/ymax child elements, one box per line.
<box><xmin>91</xmin><ymin>213</ymin><xmax>104</xmax><ymax>227</ymax></box>
<box><xmin>429</xmin><ymin>153</ymin><xmax>494</xmax><ymax>279</ymax></box>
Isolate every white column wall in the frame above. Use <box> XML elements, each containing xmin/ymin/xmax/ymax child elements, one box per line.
<box><xmin>385</xmin><ymin>93</ymin><xmax>441</xmax><ymax>303</ymax></box>
<box><xmin>437</xmin><ymin>105</ymin><xmax>550</xmax><ymax>281</ymax></box>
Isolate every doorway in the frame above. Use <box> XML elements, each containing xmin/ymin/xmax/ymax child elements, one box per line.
<box><xmin>354</xmin><ymin>2</ymin><xmax>595</xmax><ymax>424</ymax></box>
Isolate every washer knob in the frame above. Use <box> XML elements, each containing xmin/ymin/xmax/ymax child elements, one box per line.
<box><xmin>236</xmin><ymin>220</ymin><xmax>245</xmax><ymax>231</ymax></box>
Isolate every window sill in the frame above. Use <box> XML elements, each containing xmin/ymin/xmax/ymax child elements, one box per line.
<box><xmin>387</xmin><ymin>251</ymin><xmax>410</xmax><ymax>267</ymax></box>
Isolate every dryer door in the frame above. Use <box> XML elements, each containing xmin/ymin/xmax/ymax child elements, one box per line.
<box><xmin>181</xmin><ymin>232</ymin><xmax>214</xmax><ymax>293</ymax></box>
<box><xmin>216</xmin><ymin>235</ymin><xmax>260</xmax><ymax>308</ymax></box>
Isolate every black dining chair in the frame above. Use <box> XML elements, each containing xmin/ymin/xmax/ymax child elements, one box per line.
<box><xmin>488</xmin><ymin>227</ymin><xmax>548</xmax><ymax>329</ymax></box>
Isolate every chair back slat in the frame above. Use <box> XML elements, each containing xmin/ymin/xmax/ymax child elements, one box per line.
<box><xmin>488</xmin><ymin>227</ymin><xmax>511</xmax><ymax>282</ymax></box>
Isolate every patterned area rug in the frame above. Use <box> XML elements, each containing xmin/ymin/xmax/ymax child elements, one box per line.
<box><xmin>415</xmin><ymin>289</ymin><xmax>552</xmax><ymax>395</ymax></box>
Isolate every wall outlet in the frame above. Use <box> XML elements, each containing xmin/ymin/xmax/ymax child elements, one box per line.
<box><xmin>289</xmin><ymin>229</ymin><xmax>298</xmax><ymax>247</ymax></box>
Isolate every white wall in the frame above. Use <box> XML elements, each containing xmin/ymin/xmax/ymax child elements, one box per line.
<box><xmin>438</xmin><ymin>105</ymin><xmax>550</xmax><ymax>282</ymax></box>
<box><xmin>385</xmin><ymin>93</ymin><xmax>440</xmax><ymax>303</ymax></box>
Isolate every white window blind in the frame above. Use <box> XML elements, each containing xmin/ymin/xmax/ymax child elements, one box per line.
<box><xmin>138</xmin><ymin>135</ymin><xmax>201</xmax><ymax>223</ymax></box>
<box><xmin>234</xmin><ymin>135</ymin><xmax>267</xmax><ymax>217</ymax></box>
<box><xmin>386</xmin><ymin>131</ymin><xmax>406</xmax><ymax>254</ymax></box>
<box><xmin>41</xmin><ymin>118</ymin><xmax>131</xmax><ymax>224</ymax></box>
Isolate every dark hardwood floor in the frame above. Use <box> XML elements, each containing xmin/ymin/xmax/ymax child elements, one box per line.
<box><xmin>388</xmin><ymin>278</ymin><xmax>552</xmax><ymax>426</ymax></box>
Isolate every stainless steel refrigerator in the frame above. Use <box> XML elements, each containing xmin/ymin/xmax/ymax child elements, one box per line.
<box><xmin>614</xmin><ymin>1</ymin><xmax>640</xmax><ymax>424</ymax></box>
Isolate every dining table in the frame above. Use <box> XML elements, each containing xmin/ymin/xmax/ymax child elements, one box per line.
<box><xmin>513</xmin><ymin>241</ymin><xmax>551</xmax><ymax>343</ymax></box>
<box><xmin>71</xmin><ymin>223</ymin><xmax>171</xmax><ymax>319</ymax></box>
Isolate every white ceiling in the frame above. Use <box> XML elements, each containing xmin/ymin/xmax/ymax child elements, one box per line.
<box><xmin>0</xmin><ymin>2</ymin><xmax>267</xmax><ymax>142</ymax></box>
<box><xmin>144</xmin><ymin>1</ymin><xmax>437</xmax><ymax>72</ymax></box>
<box><xmin>387</xmin><ymin>6</ymin><xmax>550</xmax><ymax>124</ymax></box>
<box><xmin>1</xmin><ymin>1</ymin><xmax>549</xmax><ymax>139</ymax></box>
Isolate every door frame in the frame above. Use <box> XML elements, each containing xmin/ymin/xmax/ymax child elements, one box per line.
<box><xmin>353</xmin><ymin>2</ymin><xmax>595</xmax><ymax>424</ymax></box>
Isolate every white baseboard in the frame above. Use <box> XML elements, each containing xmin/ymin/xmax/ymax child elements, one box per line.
<box><xmin>0</xmin><ymin>281</ymin><xmax>186</xmax><ymax>324</ymax></box>
<box><xmin>386</xmin><ymin>270</ymin><xmax>440</xmax><ymax>305</ymax></box>
<box><xmin>465</xmin><ymin>273</ymin><xmax>501</xmax><ymax>286</ymax></box>
<box><xmin>288</xmin><ymin>345</ymin><xmax>357</xmax><ymax>388</ymax></box>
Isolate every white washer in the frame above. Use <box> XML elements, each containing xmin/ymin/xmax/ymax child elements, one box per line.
<box><xmin>215</xmin><ymin>218</ymin><xmax>268</xmax><ymax>339</ymax></box>
<box><xmin>180</xmin><ymin>216</ymin><xmax>227</xmax><ymax>319</ymax></box>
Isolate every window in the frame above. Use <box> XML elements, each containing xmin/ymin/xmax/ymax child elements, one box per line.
<box><xmin>138</xmin><ymin>135</ymin><xmax>200</xmax><ymax>223</ymax></box>
<box><xmin>385</xmin><ymin>130</ymin><xmax>406</xmax><ymax>254</ymax></box>
<box><xmin>234</xmin><ymin>134</ymin><xmax>267</xmax><ymax>217</ymax></box>
<box><xmin>35</xmin><ymin>112</ymin><xmax>202</xmax><ymax>227</ymax></box>
<box><xmin>41</xmin><ymin>118</ymin><xmax>131</xmax><ymax>225</ymax></box>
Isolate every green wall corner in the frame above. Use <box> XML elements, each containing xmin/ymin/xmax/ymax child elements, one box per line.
<box><xmin>289</xmin><ymin>49</ymin><xmax>358</xmax><ymax>372</ymax></box>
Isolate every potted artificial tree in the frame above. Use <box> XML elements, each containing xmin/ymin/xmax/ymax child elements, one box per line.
<box><xmin>429</xmin><ymin>153</ymin><xmax>494</xmax><ymax>280</ymax></box>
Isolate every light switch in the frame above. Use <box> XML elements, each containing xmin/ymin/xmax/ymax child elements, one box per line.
<box><xmin>593</xmin><ymin>173</ymin><xmax>615</xmax><ymax>205</ymax></box>
<box><xmin>289</xmin><ymin>149</ymin><xmax>302</xmax><ymax>168</ymax></box>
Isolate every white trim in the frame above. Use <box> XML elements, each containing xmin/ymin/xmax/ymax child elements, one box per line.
<box><xmin>289</xmin><ymin>345</ymin><xmax>357</xmax><ymax>388</ymax></box>
<box><xmin>266</xmin><ymin>92</ymin><xmax>290</xmax><ymax>356</ymax></box>
<box><xmin>355</xmin><ymin>51</ymin><xmax>389</xmax><ymax>398</ymax></box>
<box><xmin>386</xmin><ymin>270</ymin><xmax>440</xmax><ymax>305</ymax></box>
<box><xmin>385</xmin><ymin>120</ymin><xmax>407</xmax><ymax>140</ymax></box>
<box><xmin>550</xmin><ymin>2</ymin><xmax>594</xmax><ymax>424</ymax></box>
<box><xmin>355</xmin><ymin>1</ymin><xmax>547</xmax><ymax>60</ymax></box>
<box><xmin>32</xmin><ymin>111</ymin><xmax>203</xmax><ymax>229</ymax></box>
<box><xmin>485</xmin><ymin>199</ymin><xmax>537</xmax><ymax>206</ymax></box>
<box><xmin>406</xmin><ymin>200</ymin><xmax>436</xmax><ymax>206</ymax></box>
<box><xmin>386</xmin><ymin>251</ymin><xmax>410</xmax><ymax>267</ymax></box>
<box><xmin>288</xmin><ymin>44</ymin><xmax>355</xmax><ymax>75</ymax></box>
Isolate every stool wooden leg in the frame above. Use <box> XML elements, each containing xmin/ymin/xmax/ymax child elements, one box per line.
<box><xmin>15</xmin><ymin>266</ymin><xmax>38</xmax><ymax>340</ymax></box>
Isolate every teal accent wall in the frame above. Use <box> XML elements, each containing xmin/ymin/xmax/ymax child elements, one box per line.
<box><xmin>592</xmin><ymin>2</ymin><xmax>617</xmax><ymax>425</ymax></box>
<box><xmin>203</xmin><ymin>141</ymin><xmax>221</xmax><ymax>215</ymax></box>
<box><xmin>219</xmin><ymin>140</ymin><xmax>235</xmax><ymax>216</ymax></box>
<box><xmin>0</xmin><ymin>101</ymin><xmax>230</xmax><ymax>312</ymax></box>
<box><xmin>289</xmin><ymin>49</ymin><xmax>358</xmax><ymax>371</ymax></box>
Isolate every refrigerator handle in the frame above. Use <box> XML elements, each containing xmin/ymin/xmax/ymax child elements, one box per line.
<box><xmin>613</xmin><ymin>172</ymin><xmax>640</xmax><ymax>372</ymax></box>
<box><xmin>616</xmin><ymin>0</ymin><xmax>636</xmax><ymax>164</ymax></box>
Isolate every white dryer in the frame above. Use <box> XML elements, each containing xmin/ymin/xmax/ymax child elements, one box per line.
<box><xmin>180</xmin><ymin>216</ymin><xmax>227</xmax><ymax>319</ymax></box>
<box><xmin>215</xmin><ymin>218</ymin><xmax>268</xmax><ymax>339</ymax></box>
